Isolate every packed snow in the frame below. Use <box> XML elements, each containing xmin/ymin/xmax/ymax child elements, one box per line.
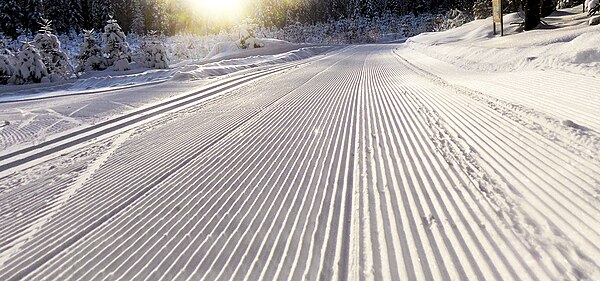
<box><xmin>1</xmin><ymin>4</ymin><xmax>600</xmax><ymax>281</ymax></box>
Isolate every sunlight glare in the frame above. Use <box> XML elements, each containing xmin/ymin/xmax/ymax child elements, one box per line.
<box><xmin>191</xmin><ymin>0</ymin><xmax>246</xmax><ymax>19</ymax></box>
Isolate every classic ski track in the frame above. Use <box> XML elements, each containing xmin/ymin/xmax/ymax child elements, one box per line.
<box><xmin>0</xmin><ymin>47</ymin><xmax>352</xmax><ymax>278</ymax></box>
<box><xmin>0</xmin><ymin>56</ymin><xmax>324</xmax><ymax>175</ymax></box>
<box><xmin>393</xmin><ymin>49</ymin><xmax>600</xmax><ymax>168</ymax></box>
<box><xmin>393</xmin><ymin>50</ymin><xmax>600</xmax><ymax>279</ymax></box>
<box><xmin>1</xmin><ymin>45</ymin><xmax>599</xmax><ymax>281</ymax></box>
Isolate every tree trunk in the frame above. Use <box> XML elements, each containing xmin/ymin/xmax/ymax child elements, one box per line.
<box><xmin>524</xmin><ymin>0</ymin><xmax>541</xmax><ymax>30</ymax></box>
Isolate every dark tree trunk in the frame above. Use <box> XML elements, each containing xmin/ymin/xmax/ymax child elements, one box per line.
<box><xmin>541</xmin><ymin>0</ymin><xmax>556</xmax><ymax>17</ymax></box>
<box><xmin>524</xmin><ymin>0</ymin><xmax>541</xmax><ymax>30</ymax></box>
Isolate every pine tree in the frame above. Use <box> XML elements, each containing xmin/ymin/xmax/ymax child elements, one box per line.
<box><xmin>33</xmin><ymin>19</ymin><xmax>73</xmax><ymax>81</ymax></box>
<box><xmin>45</xmin><ymin>0</ymin><xmax>84</xmax><ymax>33</ymax></box>
<box><xmin>19</xmin><ymin>0</ymin><xmax>44</xmax><ymax>34</ymax></box>
<box><xmin>130</xmin><ymin>0</ymin><xmax>145</xmax><ymax>34</ymax></box>
<box><xmin>473</xmin><ymin>0</ymin><xmax>492</xmax><ymax>19</ymax></box>
<box><xmin>144</xmin><ymin>0</ymin><xmax>167</xmax><ymax>34</ymax></box>
<box><xmin>76</xmin><ymin>29</ymin><xmax>106</xmax><ymax>72</ymax></box>
<box><xmin>91</xmin><ymin>0</ymin><xmax>114</xmax><ymax>30</ymax></box>
<box><xmin>102</xmin><ymin>16</ymin><xmax>131</xmax><ymax>71</ymax></box>
<box><xmin>113</xmin><ymin>0</ymin><xmax>134</xmax><ymax>33</ymax></box>
<box><xmin>0</xmin><ymin>0</ymin><xmax>24</xmax><ymax>38</ymax></box>
<box><xmin>141</xmin><ymin>31</ymin><xmax>168</xmax><ymax>69</ymax></box>
<box><xmin>0</xmin><ymin>44</ymin><xmax>15</xmax><ymax>84</ymax></box>
<box><xmin>10</xmin><ymin>40</ymin><xmax>48</xmax><ymax>84</ymax></box>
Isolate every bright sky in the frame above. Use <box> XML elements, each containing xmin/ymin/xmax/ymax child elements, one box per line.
<box><xmin>189</xmin><ymin>0</ymin><xmax>249</xmax><ymax>20</ymax></box>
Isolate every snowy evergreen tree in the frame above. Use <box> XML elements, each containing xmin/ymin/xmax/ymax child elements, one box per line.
<box><xmin>0</xmin><ymin>54</ymin><xmax>14</xmax><ymax>84</ymax></box>
<box><xmin>130</xmin><ymin>0</ymin><xmax>146</xmax><ymax>34</ymax></box>
<box><xmin>0</xmin><ymin>44</ymin><xmax>15</xmax><ymax>84</ymax></box>
<box><xmin>33</xmin><ymin>19</ymin><xmax>73</xmax><ymax>81</ymax></box>
<box><xmin>237</xmin><ymin>20</ymin><xmax>264</xmax><ymax>49</ymax></box>
<box><xmin>473</xmin><ymin>0</ymin><xmax>492</xmax><ymax>19</ymax></box>
<box><xmin>76</xmin><ymin>29</ymin><xmax>106</xmax><ymax>72</ymax></box>
<box><xmin>18</xmin><ymin>0</ymin><xmax>44</xmax><ymax>34</ymax></box>
<box><xmin>102</xmin><ymin>16</ymin><xmax>131</xmax><ymax>71</ymax></box>
<box><xmin>141</xmin><ymin>31</ymin><xmax>168</xmax><ymax>69</ymax></box>
<box><xmin>10</xmin><ymin>40</ymin><xmax>47</xmax><ymax>84</ymax></box>
<box><xmin>90</xmin><ymin>0</ymin><xmax>114</xmax><ymax>30</ymax></box>
<box><xmin>0</xmin><ymin>0</ymin><xmax>24</xmax><ymax>38</ymax></box>
<box><xmin>45</xmin><ymin>0</ymin><xmax>84</xmax><ymax>33</ymax></box>
<box><xmin>144</xmin><ymin>0</ymin><xmax>167</xmax><ymax>34</ymax></box>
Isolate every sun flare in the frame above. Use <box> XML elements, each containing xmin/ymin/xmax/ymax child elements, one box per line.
<box><xmin>190</xmin><ymin>0</ymin><xmax>247</xmax><ymax>19</ymax></box>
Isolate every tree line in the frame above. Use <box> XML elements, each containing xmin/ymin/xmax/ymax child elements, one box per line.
<box><xmin>0</xmin><ymin>0</ymin><xmax>585</xmax><ymax>38</ymax></box>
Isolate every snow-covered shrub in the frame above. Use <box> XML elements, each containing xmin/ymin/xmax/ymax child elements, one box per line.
<box><xmin>141</xmin><ymin>31</ymin><xmax>168</xmax><ymax>69</ymax></box>
<box><xmin>0</xmin><ymin>39</ymin><xmax>15</xmax><ymax>84</ymax></box>
<box><xmin>473</xmin><ymin>0</ymin><xmax>492</xmax><ymax>19</ymax></box>
<box><xmin>102</xmin><ymin>16</ymin><xmax>132</xmax><ymax>71</ymax></box>
<box><xmin>587</xmin><ymin>0</ymin><xmax>600</xmax><ymax>14</ymax></box>
<box><xmin>438</xmin><ymin>9</ymin><xmax>471</xmax><ymax>31</ymax></box>
<box><xmin>33</xmin><ymin>19</ymin><xmax>73</xmax><ymax>81</ymax></box>
<box><xmin>257</xmin><ymin>13</ymin><xmax>435</xmax><ymax>44</ymax></box>
<box><xmin>164</xmin><ymin>32</ymin><xmax>236</xmax><ymax>63</ymax></box>
<box><xmin>10</xmin><ymin>41</ymin><xmax>47</xmax><ymax>84</ymax></box>
<box><xmin>237</xmin><ymin>20</ymin><xmax>264</xmax><ymax>49</ymax></box>
<box><xmin>557</xmin><ymin>0</ymin><xmax>580</xmax><ymax>8</ymax></box>
<box><xmin>76</xmin><ymin>29</ymin><xmax>106</xmax><ymax>72</ymax></box>
<box><xmin>0</xmin><ymin>53</ymin><xmax>14</xmax><ymax>84</ymax></box>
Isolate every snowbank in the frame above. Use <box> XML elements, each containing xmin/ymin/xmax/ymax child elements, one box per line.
<box><xmin>205</xmin><ymin>39</ymin><xmax>293</xmax><ymax>60</ymax></box>
<box><xmin>0</xmin><ymin>42</ymin><xmax>332</xmax><ymax>102</ymax></box>
<box><xmin>406</xmin><ymin>5</ymin><xmax>600</xmax><ymax>77</ymax></box>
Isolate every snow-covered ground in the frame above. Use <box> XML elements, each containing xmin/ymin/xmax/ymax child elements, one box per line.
<box><xmin>0</xmin><ymin>40</ymin><xmax>335</xmax><ymax>153</ymax></box>
<box><xmin>1</xmin><ymin>6</ymin><xmax>600</xmax><ymax>281</ymax></box>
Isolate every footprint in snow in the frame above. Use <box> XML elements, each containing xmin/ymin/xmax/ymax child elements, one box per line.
<box><xmin>562</xmin><ymin>119</ymin><xmax>591</xmax><ymax>132</ymax></box>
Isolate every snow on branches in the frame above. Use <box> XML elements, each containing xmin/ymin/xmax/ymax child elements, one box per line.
<box><xmin>237</xmin><ymin>20</ymin><xmax>264</xmax><ymax>49</ymax></box>
<box><xmin>10</xmin><ymin>40</ymin><xmax>48</xmax><ymax>84</ymax></box>
<box><xmin>0</xmin><ymin>39</ymin><xmax>14</xmax><ymax>84</ymax></box>
<box><xmin>76</xmin><ymin>29</ymin><xmax>107</xmax><ymax>72</ymax></box>
<box><xmin>33</xmin><ymin>18</ymin><xmax>73</xmax><ymax>81</ymax></box>
<box><xmin>141</xmin><ymin>31</ymin><xmax>168</xmax><ymax>69</ymax></box>
<box><xmin>102</xmin><ymin>16</ymin><xmax>132</xmax><ymax>71</ymax></box>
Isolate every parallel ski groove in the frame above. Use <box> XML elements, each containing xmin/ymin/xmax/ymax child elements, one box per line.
<box><xmin>2</xmin><ymin>45</ymin><xmax>598</xmax><ymax>281</ymax></box>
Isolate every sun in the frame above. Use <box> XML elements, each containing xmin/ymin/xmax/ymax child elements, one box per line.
<box><xmin>190</xmin><ymin>0</ymin><xmax>247</xmax><ymax>19</ymax></box>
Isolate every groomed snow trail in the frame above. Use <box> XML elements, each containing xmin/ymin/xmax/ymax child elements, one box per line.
<box><xmin>1</xmin><ymin>45</ymin><xmax>599</xmax><ymax>281</ymax></box>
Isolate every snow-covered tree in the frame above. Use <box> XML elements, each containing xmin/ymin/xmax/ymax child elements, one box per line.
<box><xmin>0</xmin><ymin>0</ymin><xmax>24</xmax><ymax>38</ymax></box>
<box><xmin>76</xmin><ymin>29</ymin><xmax>106</xmax><ymax>72</ymax></box>
<box><xmin>586</xmin><ymin>0</ymin><xmax>600</xmax><ymax>12</ymax></box>
<box><xmin>144</xmin><ymin>0</ymin><xmax>167</xmax><ymax>34</ymax></box>
<box><xmin>130</xmin><ymin>0</ymin><xmax>146</xmax><ymax>34</ymax></box>
<box><xmin>0</xmin><ymin>55</ymin><xmax>14</xmax><ymax>84</ymax></box>
<box><xmin>0</xmin><ymin>45</ymin><xmax>15</xmax><ymax>84</ymax></box>
<box><xmin>19</xmin><ymin>0</ymin><xmax>44</xmax><ymax>34</ymax></box>
<box><xmin>557</xmin><ymin>0</ymin><xmax>579</xmax><ymax>8</ymax></box>
<box><xmin>141</xmin><ymin>31</ymin><xmax>168</xmax><ymax>69</ymax></box>
<box><xmin>10</xmin><ymin>40</ymin><xmax>47</xmax><ymax>84</ymax></box>
<box><xmin>102</xmin><ymin>16</ymin><xmax>131</xmax><ymax>71</ymax></box>
<box><xmin>33</xmin><ymin>19</ymin><xmax>73</xmax><ymax>81</ymax></box>
<box><xmin>238</xmin><ymin>20</ymin><xmax>264</xmax><ymax>49</ymax></box>
<box><xmin>91</xmin><ymin>0</ymin><xmax>114</xmax><ymax>30</ymax></box>
<box><xmin>45</xmin><ymin>0</ymin><xmax>84</xmax><ymax>33</ymax></box>
<box><xmin>473</xmin><ymin>0</ymin><xmax>492</xmax><ymax>19</ymax></box>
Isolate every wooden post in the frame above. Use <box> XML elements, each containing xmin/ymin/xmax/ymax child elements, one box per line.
<box><xmin>492</xmin><ymin>0</ymin><xmax>503</xmax><ymax>36</ymax></box>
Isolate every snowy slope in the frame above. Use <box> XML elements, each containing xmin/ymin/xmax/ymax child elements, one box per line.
<box><xmin>0</xmin><ymin>43</ymin><xmax>335</xmax><ymax>153</ymax></box>
<box><xmin>1</xmin><ymin>6</ymin><xmax>600</xmax><ymax>281</ymax></box>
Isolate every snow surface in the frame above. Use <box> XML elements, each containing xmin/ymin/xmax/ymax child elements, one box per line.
<box><xmin>1</xmin><ymin>5</ymin><xmax>600</xmax><ymax>281</ymax></box>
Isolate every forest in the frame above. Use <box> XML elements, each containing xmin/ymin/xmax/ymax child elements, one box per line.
<box><xmin>0</xmin><ymin>0</ymin><xmax>584</xmax><ymax>38</ymax></box>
